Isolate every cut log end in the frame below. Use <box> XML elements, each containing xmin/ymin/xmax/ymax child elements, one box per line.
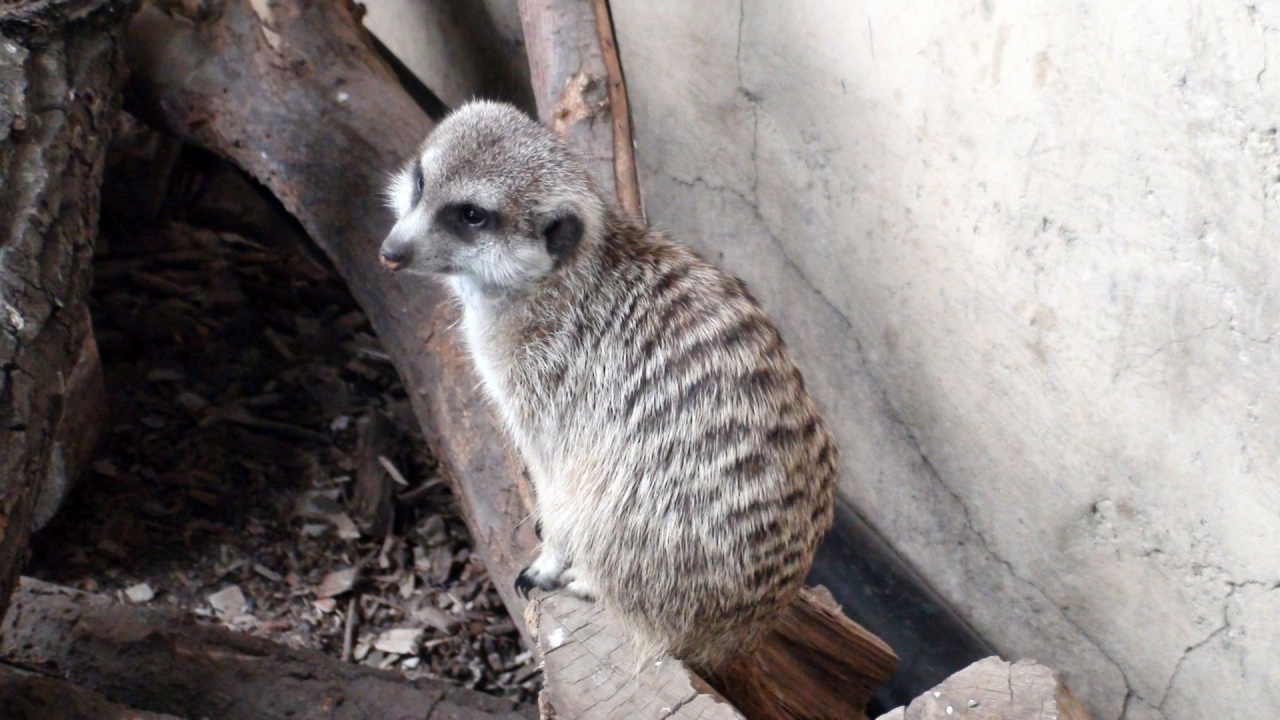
<box><xmin>528</xmin><ymin>585</ymin><xmax>896</xmax><ymax>720</ymax></box>
<box><xmin>875</xmin><ymin>656</ymin><xmax>1094</xmax><ymax>720</ymax></box>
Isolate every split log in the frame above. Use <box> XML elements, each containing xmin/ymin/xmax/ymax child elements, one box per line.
<box><xmin>123</xmin><ymin>2</ymin><xmax>897</xmax><ymax>719</ymax></box>
<box><xmin>0</xmin><ymin>664</ymin><xmax>182</xmax><ymax>720</ymax></box>
<box><xmin>527</xmin><ymin>593</ymin><xmax>744</xmax><ymax>720</ymax></box>
<box><xmin>0</xmin><ymin>577</ymin><xmax>534</xmax><ymax>720</ymax></box>
<box><xmin>876</xmin><ymin>657</ymin><xmax>1092</xmax><ymax>720</ymax></box>
<box><xmin>529</xmin><ymin>585</ymin><xmax>895</xmax><ymax>720</ymax></box>
<box><xmin>0</xmin><ymin>0</ymin><xmax>132</xmax><ymax>620</ymax></box>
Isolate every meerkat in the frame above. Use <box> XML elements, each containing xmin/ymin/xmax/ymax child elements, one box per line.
<box><xmin>380</xmin><ymin>101</ymin><xmax>837</xmax><ymax>681</ymax></box>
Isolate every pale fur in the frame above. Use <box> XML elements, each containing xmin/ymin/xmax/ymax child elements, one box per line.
<box><xmin>380</xmin><ymin>101</ymin><xmax>837</xmax><ymax>673</ymax></box>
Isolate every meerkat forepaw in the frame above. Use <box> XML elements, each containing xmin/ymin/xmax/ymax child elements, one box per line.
<box><xmin>563</xmin><ymin>578</ymin><xmax>598</xmax><ymax>602</ymax></box>
<box><xmin>514</xmin><ymin>550</ymin><xmax>569</xmax><ymax>598</ymax></box>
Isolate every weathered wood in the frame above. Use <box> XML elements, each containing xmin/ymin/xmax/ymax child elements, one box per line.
<box><xmin>30</xmin><ymin>316</ymin><xmax>105</xmax><ymax>531</ymax></box>
<box><xmin>529</xmin><ymin>584</ymin><xmax>895</xmax><ymax>720</ymax></box>
<box><xmin>528</xmin><ymin>593</ymin><xmax>744</xmax><ymax>720</ymax></box>
<box><xmin>124</xmin><ymin>0</ymin><xmax>541</xmax><ymax>649</ymax></box>
<box><xmin>876</xmin><ymin>657</ymin><xmax>1093</xmax><ymax>720</ymax></box>
<box><xmin>0</xmin><ymin>664</ymin><xmax>183</xmax><ymax>720</ymax></box>
<box><xmin>517</xmin><ymin>0</ymin><xmax>643</xmax><ymax>218</ymax></box>
<box><xmin>762</xmin><ymin>586</ymin><xmax>899</xmax><ymax>719</ymax></box>
<box><xmin>0</xmin><ymin>577</ymin><xmax>535</xmax><ymax>720</ymax></box>
<box><xmin>0</xmin><ymin>0</ymin><xmax>133</xmax><ymax>620</ymax></box>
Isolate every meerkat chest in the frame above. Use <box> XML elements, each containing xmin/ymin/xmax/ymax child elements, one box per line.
<box><xmin>454</xmin><ymin>288</ymin><xmax>561</xmax><ymax>442</ymax></box>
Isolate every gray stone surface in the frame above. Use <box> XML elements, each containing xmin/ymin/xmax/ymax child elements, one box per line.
<box><xmin>366</xmin><ymin>3</ymin><xmax>1280</xmax><ymax>719</ymax></box>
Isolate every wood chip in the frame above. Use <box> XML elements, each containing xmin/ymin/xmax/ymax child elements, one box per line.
<box><xmin>125</xmin><ymin>583</ymin><xmax>155</xmax><ymax>603</ymax></box>
<box><xmin>208</xmin><ymin>585</ymin><xmax>247</xmax><ymax>616</ymax></box>
<box><xmin>373</xmin><ymin>627</ymin><xmax>424</xmax><ymax>656</ymax></box>
<box><xmin>316</xmin><ymin>567</ymin><xmax>358</xmax><ymax>598</ymax></box>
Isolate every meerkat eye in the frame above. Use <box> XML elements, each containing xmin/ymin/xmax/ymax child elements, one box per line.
<box><xmin>412</xmin><ymin>163</ymin><xmax>425</xmax><ymax>203</ymax></box>
<box><xmin>458</xmin><ymin>203</ymin><xmax>492</xmax><ymax>228</ymax></box>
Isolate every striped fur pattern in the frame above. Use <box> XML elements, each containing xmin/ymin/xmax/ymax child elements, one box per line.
<box><xmin>381</xmin><ymin>101</ymin><xmax>837</xmax><ymax>672</ymax></box>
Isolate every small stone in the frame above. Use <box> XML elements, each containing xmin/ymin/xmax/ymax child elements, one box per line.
<box><xmin>331</xmin><ymin>512</ymin><xmax>361</xmax><ymax>540</ymax></box>
<box><xmin>968</xmin><ymin>699</ymin><xmax>979</xmax><ymax>708</ymax></box>
<box><xmin>124</xmin><ymin>583</ymin><xmax>154</xmax><ymax>603</ymax></box>
<box><xmin>945</xmin><ymin>706</ymin><xmax>953</xmax><ymax>715</ymax></box>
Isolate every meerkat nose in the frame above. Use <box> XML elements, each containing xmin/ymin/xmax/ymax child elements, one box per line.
<box><xmin>380</xmin><ymin>245</ymin><xmax>411</xmax><ymax>271</ymax></box>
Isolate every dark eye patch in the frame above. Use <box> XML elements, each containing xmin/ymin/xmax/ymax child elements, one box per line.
<box><xmin>436</xmin><ymin>202</ymin><xmax>496</xmax><ymax>241</ymax></box>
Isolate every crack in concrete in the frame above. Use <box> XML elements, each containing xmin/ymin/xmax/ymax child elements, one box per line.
<box><xmin>666</xmin><ymin>167</ymin><xmax>1140</xmax><ymax>716</ymax></box>
<box><xmin>1111</xmin><ymin>319</ymin><xmax>1225</xmax><ymax>382</ymax></box>
<box><xmin>1156</xmin><ymin>579</ymin><xmax>1278</xmax><ymax>713</ymax></box>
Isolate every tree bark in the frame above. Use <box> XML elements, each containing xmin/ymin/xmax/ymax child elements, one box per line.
<box><xmin>0</xmin><ymin>663</ymin><xmax>183</xmax><ymax>720</ymax></box>
<box><xmin>1</xmin><ymin>577</ymin><xmax>534</xmax><ymax>720</ymax></box>
<box><xmin>0</xmin><ymin>0</ymin><xmax>132</xmax><ymax>621</ymax></box>
<box><xmin>517</xmin><ymin>0</ymin><xmax>643</xmax><ymax>218</ymax></box>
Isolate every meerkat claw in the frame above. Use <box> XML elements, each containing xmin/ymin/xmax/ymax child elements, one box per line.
<box><xmin>514</xmin><ymin>567</ymin><xmax>537</xmax><ymax>599</ymax></box>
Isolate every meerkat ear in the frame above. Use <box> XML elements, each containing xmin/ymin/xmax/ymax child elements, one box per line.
<box><xmin>541</xmin><ymin>212</ymin><xmax>584</xmax><ymax>263</ymax></box>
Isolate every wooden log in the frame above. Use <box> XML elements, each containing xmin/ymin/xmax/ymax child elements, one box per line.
<box><xmin>123</xmin><ymin>2</ymin><xmax>897</xmax><ymax>718</ymax></box>
<box><xmin>124</xmin><ymin>0</ymin><xmax>541</xmax><ymax>649</ymax></box>
<box><xmin>876</xmin><ymin>657</ymin><xmax>1093</xmax><ymax>720</ymax></box>
<box><xmin>0</xmin><ymin>664</ymin><xmax>183</xmax><ymax>720</ymax></box>
<box><xmin>0</xmin><ymin>577</ymin><xmax>534</xmax><ymax>720</ymax></box>
<box><xmin>527</xmin><ymin>593</ymin><xmax>744</xmax><ymax>720</ymax></box>
<box><xmin>517</xmin><ymin>0</ymin><xmax>643</xmax><ymax>217</ymax></box>
<box><xmin>0</xmin><ymin>0</ymin><xmax>133</xmax><ymax>621</ymax></box>
<box><xmin>31</xmin><ymin>315</ymin><xmax>106</xmax><ymax>531</ymax></box>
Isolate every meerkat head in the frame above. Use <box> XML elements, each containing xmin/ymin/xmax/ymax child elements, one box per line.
<box><xmin>379</xmin><ymin>100</ymin><xmax>605</xmax><ymax>293</ymax></box>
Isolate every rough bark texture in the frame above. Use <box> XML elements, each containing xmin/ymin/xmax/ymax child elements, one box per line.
<box><xmin>876</xmin><ymin>657</ymin><xmax>1093</xmax><ymax>720</ymax></box>
<box><xmin>517</xmin><ymin>0</ymin><xmax>643</xmax><ymax>217</ymax></box>
<box><xmin>0</xmin><ymin>664</ymin><xmax>182</xmax><ymax>720</ymax></box>
<box><xmin>0</xmin><ymin>0</ymin><xmax>132</xmax><ymax>622</ymax></box>
<box><xmin>1</xmin><ymin>577</ymin><xmax>535</xmax><ymax>720</ymax></box>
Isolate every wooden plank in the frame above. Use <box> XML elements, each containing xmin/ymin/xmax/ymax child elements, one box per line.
<box><xmin>876</xmin><ymin>657</ymin><xmax>1093</xmax><ymax>720</ymax></box>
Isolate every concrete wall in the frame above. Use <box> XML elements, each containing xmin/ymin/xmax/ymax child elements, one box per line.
<box><xmin>367</xmin><ymin>3</ymin><xmax>1280</xmax><ymax>718</ymax></box>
